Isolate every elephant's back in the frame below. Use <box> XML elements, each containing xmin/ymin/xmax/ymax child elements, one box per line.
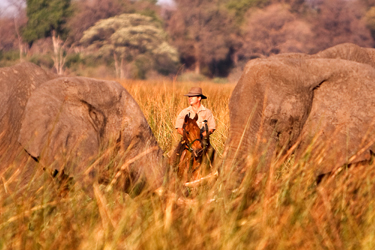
<box><xmin>36</xmin><ymin>76</ymin><xmax>132</xmax><ymax>109</ymax></box>
<box><xmin>0</xmin><ymin>63</ymin><xmax>55</xmax><ymax>120</ymax></box>
<box><xmin>314</xmin><ymin>43</ymin><xmax>375</xmax><ymax>69</ymax></box>
<box><xmin>0</xmin><ymin>63</ymin><xmax>56</xmax><ymax>163</ymax></box>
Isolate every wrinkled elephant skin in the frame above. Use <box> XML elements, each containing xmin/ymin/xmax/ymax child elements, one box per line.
<box><xmin>0</xmin><ymin>62</ymin><xmax>165</xmax><ymax>194</ymax></box>
<box><xmin>223</xmin><ymin>56</ymin><xmax>375</xmax><ymax>183</ymax></box>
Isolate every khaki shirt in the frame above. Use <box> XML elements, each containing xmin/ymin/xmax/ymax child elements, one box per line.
<box><xmin>175</xmin><ymin>105</ymin><xmax>216</xmax><ymax>130</ymax></box>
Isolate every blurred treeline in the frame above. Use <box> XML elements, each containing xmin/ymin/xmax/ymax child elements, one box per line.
<box><xmin>1</xmin><ymin>0</ymin><xmax>375</xmax><ymax>81</ymax></box>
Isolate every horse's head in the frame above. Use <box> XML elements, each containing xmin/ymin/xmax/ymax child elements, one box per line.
<box><xmin>183</xmin><ymin>114</ymin><xmax>203</xmax><ymax>157</ymax></box>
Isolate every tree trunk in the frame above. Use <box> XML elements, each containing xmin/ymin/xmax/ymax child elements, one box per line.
<box><xmin>51</xmin><ymin>30</ymin><xmax>65</xmax><ymax>75</ymax></box>
<box><xmin>194</xmin><ymin>44</ymin><xmax>200</xmax><ymax>74</ymax></box>
<box><xmin>120</xmin><ymin>57</ymin><xmax>125</xmax><ymax>79</ymax></box>
<box><xmin>232</xmin><ymin>51</ymin><xmax>239</xmax><ymax>66</ymax></box>
<box><xmin>13</xmin><ymin>17</ymin><xmax>23</xmax><ymax>62</ymax></box>
<box><xmin>195</xmin><ymin>60</ymin><xmax>201</xmax><ymax>74</ymax></box>
<box><xmin>113</xmin><ymin>53</ymin><xmax>120</xmax><ymax>78</ymax></box>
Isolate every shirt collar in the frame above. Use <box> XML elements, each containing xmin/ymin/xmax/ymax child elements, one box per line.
<box><xmin>187</xmin><ymin>104</ymin><xmax>206</xmax><ymax>113</ymax></box>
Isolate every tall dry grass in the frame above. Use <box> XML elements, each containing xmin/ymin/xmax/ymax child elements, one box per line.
<box><xmin>120</xmin><ymin>80</ymin><xmax>233</xmax><ymax>156</ymax></box>
<box><xmin>1</xmin><ymin>80</ymin><xmax>375</xmax><ymax>249</ymax></box>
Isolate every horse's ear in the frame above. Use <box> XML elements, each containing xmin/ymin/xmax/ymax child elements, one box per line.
<box><xmin>193</xmin><ymin>114</ymin><xmax>198</xmax><ymax>121</ymax></box>
<box><xmin>184</xmin><ymin>114</ymin><xmax>189</xmax><ymax>123</ymax></box>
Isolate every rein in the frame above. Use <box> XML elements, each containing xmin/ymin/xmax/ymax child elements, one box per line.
<box><xmin>182</xmin><ymin>119</ymin><xmax>209</xmax><ymax>154</ymax></box>
<box><xmin>184</xmin><ymin>138</ymin><xmax>201</xmax><ymax>153</ymax></box>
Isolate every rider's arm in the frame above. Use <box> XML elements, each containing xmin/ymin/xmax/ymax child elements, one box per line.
<box><xmin>202</xmin><ymin>129</ymin><xmax>215</xmax><ymax>137</ymax></box>
<box><xmin>206</xmin><ymin>110</ymin><xmax>216</xmax><ymax>135</ymax></box>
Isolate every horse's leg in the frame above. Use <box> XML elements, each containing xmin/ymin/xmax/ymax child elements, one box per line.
<box><xmin>171</xmin><ymin>139</ymin><xmax>186</xmax><ymax>169</ymax></box>
<box><xmin>188</xmin><ymin>156</ymin><xmax>195</xmax><ymax>181</ymax></box>
<box><xmin>202</xmin><ymin>144</ymin><xmax>215</xmax><ymax>175</ymax></box>
<box><xmin>190</xmin><ymin>160</ymin><xmax>201</xmax><ymax>181</ymax></box>
<box><xmin>207</xmin><ymin>145</ymin><xmax>215</xmax><ymax>166</ymax></box>
<box><xmin>178</xmin><ymin>150</ymin><xmax>187</xmax><ymax>179</ymax></box>
<box><xmin>180</xmin><ymin>150</ymin><xmax>196</xmax><ymax>183</ymax></box>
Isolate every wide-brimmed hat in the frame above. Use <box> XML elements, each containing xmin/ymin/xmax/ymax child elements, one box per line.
<box><xmin>184</xmin><ymin>87</ymin><xmax>207</xmax><ymax>99</ymax></box>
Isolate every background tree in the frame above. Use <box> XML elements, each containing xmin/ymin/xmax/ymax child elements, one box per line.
<box><xmin>240</xmin><ymin>4</ymin><xmax>314</xmax><ymax>58</ymax></box>
<box><xmin>7</xmin><ymin>0</ymin><xmax>27</xmax><ymax>61</ymax></box>
<box><xmin>67</xmin><ymin>0</ymin><xmax>126</xmax><ymax>45</ymax></box>
<box><xmin>1</xmin><ymin>0</ymin><xmax>375</xmax><ymax>79</ymax></box>
<box><xmin>0</xmin><ymin>0</ymin><xmax>27</xmax><ymax>63</ymax></box>
<box><xmin>22</xmin><ymin>0</ymin><xmax>72</xmax><ymax>74</ymax></box>
<box><xmin>80</xmin><ymin>13</ymin><xmax>179</xmax><ymax>79</ymax></box>
<box><xmin>357</xmin><ymin>0</ymin><xmax>375</xmax><ymax>9</ymax></box>
<box><xmin>67</xmin><ymin>0</ymin><xmax>161</xmax><ymax>45</ymax></box>
<box><xmin>360</xmin><ymin>0</ymin><xmax>375</xmax><ymax>41</ymax></box>
<box><xmin>0</xmin><ymin>17</ymin><xmax>17</xmax><ymax>52</ymax></box>
<box><xmin>226</xmin><ymin>0</ymin><xmax>268</xmax><ymax>25</ymax></box>
<box><xmin>365</xmin><ymin>6</ymin><xmax>375</xmax><ymax>40</ymax></box>
<box><xmin>309</xmin><ymin>0</ymin><xmax>373</xmax><ymax>53</ymax></box>
<box><xmin>166</xmin><ymin>0</ymin><xmax>233</xmax><ymax>76</ymax></box>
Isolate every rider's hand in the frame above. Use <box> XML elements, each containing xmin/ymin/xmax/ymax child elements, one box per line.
<box><xmin>202</xmin><ymin>129</ymin><xmax>214</xmax><ymax>137</ymax></box>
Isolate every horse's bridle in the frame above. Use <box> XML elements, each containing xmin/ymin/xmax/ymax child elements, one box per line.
<box><xmin>183</xmin><ymin>119</ymin><xmax>209</xmax><ymax>155</ymax></box>
<box><xmin>182</xmin><ymin>128</ymin><xmax>201</xmax><ymax>152</ymax></box>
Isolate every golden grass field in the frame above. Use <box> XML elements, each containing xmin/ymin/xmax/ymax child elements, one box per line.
<box><xmin>2</xmin><ymin>80</ymin><xmax>375</xmax><ymax>249</ymax></box>
<box><xmin>121</xmin><ymin>80</ymin><xmax>233</xmax><ymax>155</ymax></box>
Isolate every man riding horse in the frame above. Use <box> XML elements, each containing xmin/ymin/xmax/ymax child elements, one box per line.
<box><xmin>172</xmin><ymin>87</ymin><xmax>216</xmax><ymax>181</ymax></box>
<box><xmin>175</xmin><ymin>87</ymin><xmax>216</xmax><ymax>137</ymax></box>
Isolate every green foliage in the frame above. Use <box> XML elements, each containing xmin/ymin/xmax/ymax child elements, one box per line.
<box><xmin>134</xmin><ymin>55</ymin><xmax>153</xmax><ymax>79</ymax></box>
<box><xmin>139</xmin><ymin>8</ymin><xmax>162</xmax><ymax>24</ymax></box>
<box><xmin>23</xmin><ymin>0</ymin><xmax>72</xmax><ymax>44</ymax></box>
<box><xmin>142</xmin><ymin>0</ymin><xmax>157</xmax><ymax>4</ymax></box>
<box><xmin>365</xmin><ymin>7</ymin><xmax>375</xmax><ymax>39</ymax></box>
<box><xmin>137</xmin><ymin>0</ymin><xmax>162</xmax><ymax>23</ymax></box>
<box><xmin>28</xmin><ymin>54</ymin><xmax>54</xmax><ymax>68</ymax></box>
<box><xmin>80</xmin><ymin>13</ymin><xmax>179</xmax><ymax>77</ymax></box>
<box><xmin>64</xmin><ymin>53</ymin><xmax>82</xmax><ymax>68</ymax></box>
<box><xmin>168</xmin><ymin>0</ymin><xmax>234</xmax><ymax>76</ymax></box>
<box><xmin>226</xmin><ymin>0</ymin><xmax>269</xmax><ymax>24</ymax></box>
<box><xmin>0</xmin><ymin>50</ymin><xmax>19</xmax><ymax>62</ymax></box>
<box><xmin>0</xmin><ymin>50</ymin><xmax>20</xmax><ymax>67</ymax></box>
<box><xmin>177</xmin><ymin>72</ymin><xmax>209</xmax><ymax>82</ymax></box>
<box><xmin>212</xmin><ymin>77</ymin><xmax>229</xmax><ymax>84</ymax></box>
<box><xmin>85</xmin><ymin>54</ymin><xmax>113</xmax><ymax>68</ymax></box>
<box><xmin>62</xmin><ymin>53</ymin><xmax>117</xmax><ymax>77</ymax></box>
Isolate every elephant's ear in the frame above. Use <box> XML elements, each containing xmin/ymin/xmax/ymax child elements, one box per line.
<box><xmin>18</xmin><ymin>78</ymin><xmax>102</xmax><ymax>163</ymax></box>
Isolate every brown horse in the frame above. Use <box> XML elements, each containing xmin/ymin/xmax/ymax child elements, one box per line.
<box><xmin>171</xmin><ymin>114</ymin><xmax>215</xmax><ymax>182</ymax></box>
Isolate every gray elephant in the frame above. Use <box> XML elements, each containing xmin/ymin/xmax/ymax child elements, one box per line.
<box><xmin>0</xmin><ymin>62</ymin><xmax>56</xmax><ymax>173</ymax></box>
<box><xmin>313</xmin><ymin>43</ymin><xmax>375</xmax><ymax>67</ymax></box>
<box><xmin>0</xmin><ymin>62</ymin><xmax>165</xmax><ymax>194</ymax></box>
<box><xmin>274</xmin><ymin>43</ymin><xmax>375</xmax><ymax>67</ymax></box>
<box><xmin>222</xmin><ymin>56</ymin><xmax>375</xmax><ymax>183</ymax></box>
